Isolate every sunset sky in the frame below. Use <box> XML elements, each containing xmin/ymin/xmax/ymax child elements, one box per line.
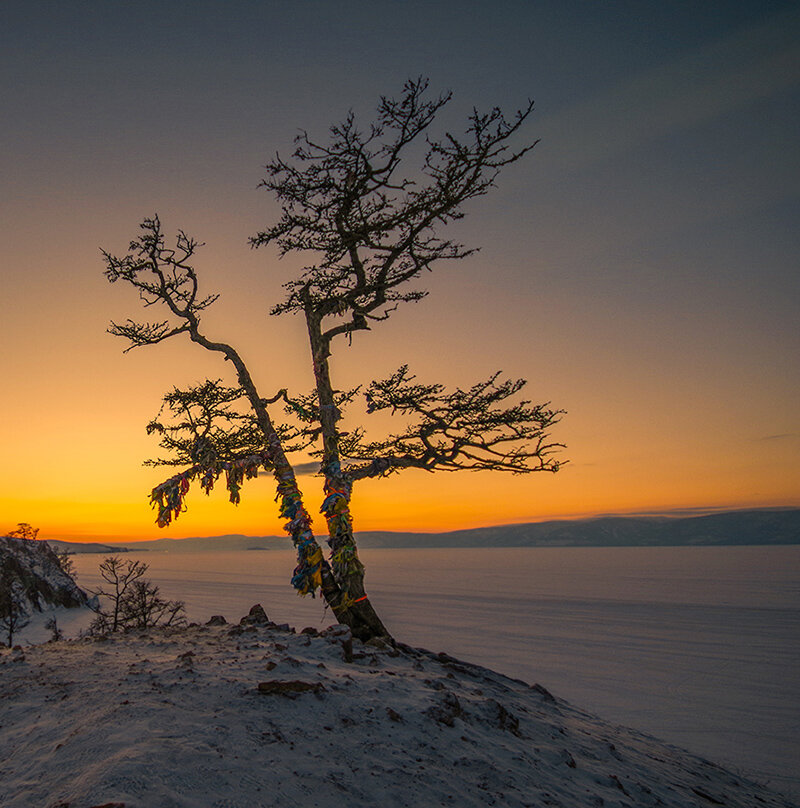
<box><xmin>1</xmin><ymin>1</ymin><xmax>798</xmax><ymax>543</ymax></box>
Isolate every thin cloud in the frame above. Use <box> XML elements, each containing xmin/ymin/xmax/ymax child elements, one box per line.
<box><xmin>539</xmin><ymin>7</ymin><xmax>800</xmax><ymax>172</ymax></box>
<box><xmin>292</xmin><ymin>461</ymin><xmax>322</xmax><ymax>475</ymax></box>
<box><xmin>256</xmin><ymin>461</ymin><xmax>320</xmax><ymax>476</ymax></box>
<box><xmin>598</xmin><ymin>505</ymin><xmax>796</xmax><ymax>518</ymax></box>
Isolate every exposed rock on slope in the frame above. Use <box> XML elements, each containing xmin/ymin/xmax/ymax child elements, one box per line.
<box><xmin>0</xmin><ymin>536</ymin><xmax>90</xmax><ymax>612</ymax></box>
<box><xmin>0</xmin><ymin>618</ymin><xmax>796</xmax><ymax>808</ymax></box>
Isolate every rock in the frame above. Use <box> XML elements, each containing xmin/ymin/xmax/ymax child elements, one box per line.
<box><xmin>256</xmin><ymin>680</ymin><xmax>326</xmax><ymax>696</ymax></box>
<box><xmin>531</xmin><ymin>682</ymin><xmax>556</xmax><ymax>702</ymax></box>
<box><xmin>322</xmin><ymin>624</ymin><xmax>353</xmax><ymax>662</ymax></box>
<box><xmin>425</xmin><ymin>691</ymin><xmax>464</xmax><ymax>727</ymax></box>
<box><xmin>691</xmin><ymin>787</ymin><xmax>726</xmax><ymax>805</ymax></box>
<box><xmin>365</xmin><ymin>636</ymin><xmax>389</xmax><ymax>650</ymax></box>
<box><xmin>240</xmin><ymin>603</ymin><xmax>269</xmax><ymax>625</ymax></box>
<box><xmin>485</xmin><ymin>698</ymin><xmax>521</xmax><ymax>736</ymax></box>
<box><xmin>206</xmin><ymin>615</ymin><xmax>227</xmax><ymax>626</ymax></box>
<box><xmin>323</xmin><ymin>624</ymin><xmax>351</xmax><ymax>637</ymax></box>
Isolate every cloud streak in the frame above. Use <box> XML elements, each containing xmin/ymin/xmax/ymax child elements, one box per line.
<box><xmin>539</xmin><ymin>7</ymin><xmax>800</xmax><ymax>172</ymax></box>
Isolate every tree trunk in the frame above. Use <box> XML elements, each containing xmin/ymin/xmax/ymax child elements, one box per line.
<box><xmin>304</xmin><ymin>305</ymin><xmax>391</xmax><ymax>642</ymax></box>
<box><xmin>189</xmin><ymin>319</ymin><xmax>389</xmax><ymax>640</ymax></box>
<box><xmin>188</xmin><ymin>328</ymin><xmax>362</xmax><ymax>630</ymax></box>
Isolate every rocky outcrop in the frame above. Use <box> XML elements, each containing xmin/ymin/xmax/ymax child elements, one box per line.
<box><xmin>239</xmin><ymin>603</ymin><xmax>269</xmax><ymax>626</ymax></box>
<box><xmin>0</xmin><ymin>537</ymin><xmax>90</xmax><ymax>612</ymax></box>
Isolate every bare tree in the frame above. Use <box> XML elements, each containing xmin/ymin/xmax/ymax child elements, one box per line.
<box><xmin>53</xmin><ymin>547</ymin><xmax>76</xmax><ymax>579</ymax></box>
<box><xmin>0</xmin><ymin>566</ymin><xmax>29</xmax><ymax>647</ymax></box>
<box><xmin>103</xmin><ymin>221</ymin><xmax>357</xmax><ymax>631</ymax></box>
<box><xmin>89</xmin><ymin>556</ymin><xmax>147</xmax><ymax>633</ymax></box>
<box><xmin>45</xmin><ymin>616</ymin><xmax>63</xmax><ymax>642</ymax></box>
<box><xmin>89</xmin><ymin>556</ymin><xmax>185</xmax><ymax>634</ymax></box>
<box><xmin>104</xmin><ymin>79</ymin><xmax>564</xmax><ymax>641</ymax></box>
<box><xmin>118</xmin><ymin>580</ymin><xmax>186</xmax><ymax>631</ymax></box>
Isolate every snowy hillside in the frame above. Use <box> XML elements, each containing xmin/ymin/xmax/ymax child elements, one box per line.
<box><xmin>1</xmin><ymin>613</ymin><xmax>796</xmax><ymax>808</ymax></box>
<box><xmin>0</xmin><ymin>536</ymin><xmax>90</xmax><ymax>613</ymax></box>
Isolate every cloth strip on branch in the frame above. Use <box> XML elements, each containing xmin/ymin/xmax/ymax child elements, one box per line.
<box><xmin>150</xmin><ymin>454</ymin><xmax>267</xmax><ymax>527</ymax></box>
<box><xmin>150</xmin><ymin>453</ymin><xmax>324</xmax><ymax>597</ymax></box>
<box><xmin>276</xmin><ymin>473</ymin><xmax>323</xmax><ymax>596</ymax></box>
<box><xmin>321</xmin><ymin>459</ymin><xmax>363</xmax><ymax>596</ymax></box>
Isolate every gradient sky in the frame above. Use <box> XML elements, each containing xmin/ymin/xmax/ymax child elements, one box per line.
<box><xmin>1</xmin><ymin>1</ymin><xmax>798</xmax><ymax>543</ymax></box>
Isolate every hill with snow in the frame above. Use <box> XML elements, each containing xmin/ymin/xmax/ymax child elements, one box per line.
<box><xmin>0</xmin><ymin>536</ymin><xmax>90</xmax><ymax>613</ymax></box>
<box><xmin>1</xmin><ymin>613</ymin><xmax>797</xmax><ymax>808</ymax></box>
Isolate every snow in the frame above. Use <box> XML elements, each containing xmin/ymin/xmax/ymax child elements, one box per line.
<box><xmin>11</xmin><ymin>604</ymin><xmax>94</xmax><ymax>646</ymax></box>
<box><xmin>55</xmin><ymin>544</ymin><xmax>800</xmax><ymax>793</ymax></box>
<box><xmin>1</xmin><ymin>613</ymin><xmax>797</xmax><ymax>808</ymax></box>
<box><xmin>0</xmin><ymin>536</ymin><xmax>90</xmax><ymax>615</ymax></box>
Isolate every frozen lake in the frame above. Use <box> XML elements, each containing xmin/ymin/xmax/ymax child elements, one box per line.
<box><xmin>72</xmin><ymin>545</ymin><xmax>800</xmax><ymax>797</ymax></box>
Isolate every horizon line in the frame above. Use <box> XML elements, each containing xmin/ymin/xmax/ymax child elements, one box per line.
<box><xmin>41</xmin><ymin>504</ymin><xmax>800</xmax><ymax>545</ymax></box>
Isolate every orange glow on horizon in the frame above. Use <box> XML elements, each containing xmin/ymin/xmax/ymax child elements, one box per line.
<box><xmin>2</xmin><ymin>7</ymin><xmax>798</xmax><ymax>546</ymax></box>
<box><xmin>13</xmin><ymin>458</ymin><xmax>799</xmax><ymax>545</ymax></box>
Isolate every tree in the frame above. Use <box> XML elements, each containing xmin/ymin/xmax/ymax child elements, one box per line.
<box><xmin>89</xmin><ymin>556</ymin><xmax>186</xmax><ymax>634</ymax></box>
<box><xmin>44</xmin><ymin>616</ymin><xmax>64</xmax><ymax>642</ymax></box>
<box><xmin>53</xmin><ymin>547</ymin><xmax>76</xmax><ymax>579</ymax></box>
<box><xmin>8</xmin><ymin>523</ymin><xmax>39</xmax><ymax>541</ymax></box>
<box><xmin>104</xmin><ymin>79</ymin><xmax>564</xmax><ymax>641</ymax></box>
<box><xmin>0</xmin><ymin>565</ymin><xmax>29</xmax><ymax>647</ymax></box>
<box><xmin>90</xmin><ymin>556</ymin><xmax>147</xmax><ymax>633</ymax></box>
<box><xmin>118</xmin><ymin>579</ymin><xmax>186</xmax><ymax>631</ymax></box>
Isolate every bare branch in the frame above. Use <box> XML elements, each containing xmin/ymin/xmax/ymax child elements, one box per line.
<box><xmin>251</xmin><ymin>78</ymin><xmax>537</xmax><ymax>340</ymax></box>
<box><xmin>103</xmin><ymin>79</ymin><xmax>560</xmax><ymax>645</ymax></box>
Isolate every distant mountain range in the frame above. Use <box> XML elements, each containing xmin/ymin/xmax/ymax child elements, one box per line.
<box><xmin>45</xmin><ymin>540</ymin><xmax>129</xmax><ymax>555</ymax></box>
<box><xmin>46</xmin><ymin>508</ymin><xmax>800</xmax><ymax>553</ymax></box>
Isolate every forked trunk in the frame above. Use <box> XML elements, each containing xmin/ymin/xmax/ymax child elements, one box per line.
<box><xmin>188</xmin><ymin>330</ymin><xmax>371</xmax><ymax>635</ymax></box>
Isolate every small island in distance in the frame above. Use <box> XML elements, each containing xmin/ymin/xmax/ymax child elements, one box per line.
<box><xmin>47</xmin><ymin>507</ymin><xmax>800</xmax><ymax>553</ymax></box>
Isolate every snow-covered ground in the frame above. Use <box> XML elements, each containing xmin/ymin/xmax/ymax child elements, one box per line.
<box><xmin>1</xmin><ymin>613</ymin><xmax>797</xmax><ymax>808</ymax></box>
<box><xmin>54</xmin><ymin>545</ymin><xmax>800</xmax><ymax>795</ymax></box>
<box><xmin>12</xmin><ymin>604</ymin><xmax>95</xmax><ymax>646</ymax></box>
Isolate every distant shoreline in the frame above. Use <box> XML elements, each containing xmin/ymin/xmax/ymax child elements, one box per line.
<box><xmin>44</xmin><ymin>507</ymin><xmax>800</xmax><ymax>553</ymax></box>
